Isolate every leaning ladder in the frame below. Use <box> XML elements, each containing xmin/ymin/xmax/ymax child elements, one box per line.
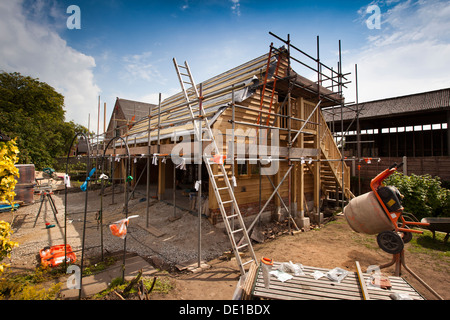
<box><xmin>173</xmin><ymin>58</ymin><xmax>257</xmax><ymax>275</ymax></box>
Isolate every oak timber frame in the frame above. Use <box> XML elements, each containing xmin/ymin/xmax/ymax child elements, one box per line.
<box><xmin>91</xmin><ymin>33</ymin><xmax>353</xmax><ymax>235</ymax></box>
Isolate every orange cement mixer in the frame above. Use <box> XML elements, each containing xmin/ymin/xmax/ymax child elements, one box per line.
<box><xmin>344</xmin><ymin>163</ymin><xmax>429</xmax><ymax>254</ymax></box>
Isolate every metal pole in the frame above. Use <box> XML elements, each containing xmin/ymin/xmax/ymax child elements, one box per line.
<box><xmin>339</xmin><ymin>40</ymin><xmax>345</xmax><ymax>210</ymax></box>
<box><xmin>97</xmin><ymin>96</ymin><xmax>100</xmax><ymax>181</ymax></box>
<box><xmin>157</xmin><ymin>94</ymin><xmax>161</xmax><ymax>199</ymax></box>
<box><xmin>146</xmin><ymin>105</ymin><xmax>152</xmax><ymax>228</ymax></box>
<box><xmin>288</xmin><ymin>76</ymin><xmax>292</xmax><ymax>234</ymax></box>
<box><xmin>231</xmin><ymin>86</ymin><xmax>236</xmax><ymax>231</ymax></box>
<box><xmin>112</xmin><ymin>112</ymin><xmax>116</xmax><ymax>205</ymax></box>
<box><xmin>173</xmin><ymin>158</ymin><xmax>176</xmax><ymax>218</ymax></box>
<box><xmin>78</xmin><ymin>133</ymin><xmax>91</xmax><ymax>300</ymax></box>
<box><xmin>122</xmin><ymin>152</ymin><xmax>130</xmax><ymax>281</ymax></box>
<box><xmin>355</xmin><ymin>64</ymin><xmax>361</xmax><ymax>195</ymax></box>
<box><xmin>399</xmin><ymin>252</ymin><xmax>444</xmax><ymax>300</ymax></box>
<box><xmin>198</xmin><ymin>83</ymin><xmax>203</xmax><ymax>268</ymax></box>
<box><xmin>100</xmin><ymin>155</ymin><xmax>104</xmax><ymax>261</ymax></box>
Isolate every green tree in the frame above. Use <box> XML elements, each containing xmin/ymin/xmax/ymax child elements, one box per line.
<box><xmin>385</xmin><ymin>172</ymin><xmax>450</xmax><ymax>220</ymax></box>
<box><xmin>0</xmin><ymin>221</ymin><xmax>18</xmax><ymax>274</ymax></box>
<box><xmin>0</xmin><ymin>138</ymin><xmax>20</xmax><ymax>206</ymax></box>
<box><xmin>0</xmin><ymin>72</ymin><xmax>88</xmax><ymax>169</ymax></box>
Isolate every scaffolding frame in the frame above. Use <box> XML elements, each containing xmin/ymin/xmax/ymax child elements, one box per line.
<box><xmin>73</xmin><ymin>32</ymin><xmax>355</xmax><ymax>273</ymax></box>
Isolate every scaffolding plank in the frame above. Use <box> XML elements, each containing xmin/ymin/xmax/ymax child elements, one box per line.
<box><xmin>251</xmin><ymin>262</ymin><xmax>425</xmax><ymax>300</ymax></box>
<box><xmin>136</xmin><ymin>224</ymin><xmax>165</xmax><ymax>238</ymax></box>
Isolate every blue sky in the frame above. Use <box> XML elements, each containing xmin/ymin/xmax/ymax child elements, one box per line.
<box><xmin>1</xmin><ymin>0</ymin><xmax>449</xmax><ymax>129</ymax></box>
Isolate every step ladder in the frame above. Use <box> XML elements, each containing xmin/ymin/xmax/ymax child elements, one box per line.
<box><xmin>173</xmin><ymin>58</ymin><xmax>257</xmax><ymax>275</ymax></box>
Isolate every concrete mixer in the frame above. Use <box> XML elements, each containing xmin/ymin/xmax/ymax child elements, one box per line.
<box><xmin>344</xmin><ymin>163</ymin><xmax>429</xmax><ymax>254</ymax></box>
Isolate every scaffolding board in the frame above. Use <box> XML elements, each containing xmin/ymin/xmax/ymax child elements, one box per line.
<box><xmin>251</xmin><ymin>262</ymin><xmax>425</xmax><ymax>300</ymax></box>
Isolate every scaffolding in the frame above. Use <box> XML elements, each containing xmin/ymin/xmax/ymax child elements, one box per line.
<box><xmin>72</xmin><ymin>32</ymin><xmax>355</xmax><ymax>275</ymax></box>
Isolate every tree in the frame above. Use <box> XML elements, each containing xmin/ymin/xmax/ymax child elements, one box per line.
<box><xmin>385</xmin><ymin>172</ymin><xmax>450</xmax><ymax>220</ymax></box>
<box><xmin>0</xmin><ymin>138</ymin><xmax>19</xmax><ymax>274</ymax></box>
<box><xmin>0</xmin><ymin>72</ymin><xmax>88</xmax><ymax>169</ymax></box>
<box><xmin>0</xmin><ymin>221</ymin><xmax>18</xmax><ymax>274</ymax></box>
<box><xmin>0</xmin><ymin>138</ymin><xmax>19</xmax><ymax>207</ymax></box>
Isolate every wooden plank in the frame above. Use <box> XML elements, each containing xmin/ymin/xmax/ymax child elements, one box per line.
<box><xmin>254</xmin><ymin>276</ymin><xmax>363</xmax><ymax>300</ymax></box>
<box><xmin>136</xmin><ymin>224</ymin><xmax>165</xmax><ymax>238</ymax></box>
<box><xmin>253</xmin><ymin>264</ymin><xmax>362</xmax><ymax>300</ymax></box>
<box><xmin>251</xmin><ymin>262</ymin><xmax>425</xmax><ymax>300</ymax></box>
<box><xmin>355</xmin><ymin>261</ymin><xmax>371</xmax><ymax>300</ymax></box>
<box><xmin>242</xmin><ymin>262</ymin><xmax>258</xmax><ymax>300</ymax></box>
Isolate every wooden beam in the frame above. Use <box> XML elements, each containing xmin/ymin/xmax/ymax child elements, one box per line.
<box><xmin>157</xmin><ymin>158</ymin><xmax>165</xmax><ymax>200</ymax></box>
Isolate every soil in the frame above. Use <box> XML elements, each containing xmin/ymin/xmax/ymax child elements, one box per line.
<box><xmin>1</xmin><ymin>185</ymin><xmax>449</xmax><ymax>301</ymax></box>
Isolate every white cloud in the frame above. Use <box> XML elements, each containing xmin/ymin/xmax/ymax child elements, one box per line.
<box><xmin>180</xmin><ymin>0</ymin><xmax>189</xmax><ymax>11</ymax></box>
<box><xmin>347</xmin><ymin>0</ymin><xmax>450</xmax><ymax>103</ymax></box>
<box><xmin>0</xmin><ymin>0</ymin><xmax>100</xmax><ymax>128</ymax></box>
<box><xmin>122</xmin><ymin>51</ymin><xmax>166</xmax><ymax>85</ymax></box>
<box><xmin>231</xmin><ymin>0</ymin><xmax>241</xmax><ymax>16</ymax></box>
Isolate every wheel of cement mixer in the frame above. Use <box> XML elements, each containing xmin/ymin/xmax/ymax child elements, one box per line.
<box><xmin>377</xmin><ymin>231</ymin><xmax>404</xmax><ymax>254</ymax></box>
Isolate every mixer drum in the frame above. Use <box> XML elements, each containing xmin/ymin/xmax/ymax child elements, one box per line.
<box><xmin>344</xmin><ymin>191</ymin><xmax>393</xmax><ymax>235</ymax></box>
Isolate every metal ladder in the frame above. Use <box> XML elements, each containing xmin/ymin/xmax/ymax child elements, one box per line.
<box><xmin>173</xmin><ymin>58</ymin><xmax>257</xmax><ymax>275</ymax></box>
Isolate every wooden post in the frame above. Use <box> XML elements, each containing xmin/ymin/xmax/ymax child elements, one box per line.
<box><xmin>403</xmin><ymin>156</ymin><xmax>407</xmax><ymax>175</ymax></box>
<box><xmin>208</xmin><ymin>164</ymin><xmax>218</xmax><ymax>210</ymax></box>
<box><xmin>157</xmin><ymin>158</ymin><xmax>165</xmax><ymax>200</ymax></box>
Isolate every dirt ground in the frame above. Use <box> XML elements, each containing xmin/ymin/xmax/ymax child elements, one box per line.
<box><xmin>158</xmin><ymin>217</ymin><xmax>450</xmax><ymax>301</ymax></box>
<box><xmin>2</xmin><ymin>185</ymin><xmax>449</xmax><ymax>301</ymax></box>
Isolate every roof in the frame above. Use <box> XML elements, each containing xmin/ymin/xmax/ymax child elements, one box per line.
<box><xmin>120</xmin><ymin>47</ymin><xmax>344</xmax><ymax>145</ymax></box>
<box><xmin>115</xmin><ymin>98</ymin><xmax>157</xmax><ymax>121</ymax></box>
<box><xmin>124</xmin><ymin>51</ymin><xmax>280</xmax><ymax>144</ymax></box>
<box><xmin>323</xmin><ymin>87</ymin><xmax>450</xmax><ymax>122</ymax></box>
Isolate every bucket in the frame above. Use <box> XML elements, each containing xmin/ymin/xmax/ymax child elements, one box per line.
<box><xmin>14</xmin><ymin>164</ymin><xmax>35</xmax><ymax>184</ymax></box>
<box><xmin>343</xmin><ymin>191</ymin><xmax>392</xmax><ymax>235</ymax></box>
<box><xmin>13</xmin><ymin>164</ymin><xmax>36</xmax><ymax>204</ymax></box>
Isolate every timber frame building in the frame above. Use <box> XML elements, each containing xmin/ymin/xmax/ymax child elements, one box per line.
<box><xmin>103</xmin><ymin>34</ymin><xmax>354</xmax><ymax>228</ymax></box>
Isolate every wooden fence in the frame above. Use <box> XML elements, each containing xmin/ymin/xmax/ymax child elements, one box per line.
<box><xmin>350</xmin><ymin>156</ymin><xmax>450</xmax><ymax>195</ymax></box>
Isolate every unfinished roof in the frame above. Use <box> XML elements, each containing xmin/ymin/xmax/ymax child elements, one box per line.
<box><xmin>116</xmin><ymin>98</ymin><xmax>157</xmax><ymax>121</ymax></box>
<box><xmin>123</xmin><ymin>47</ymin><xmax>344</xmax><ymax>144</ymax></box>
<box><xmin>323</xmin><ymin>87</ymin><xmax>450</xmax><ymax>122</ymax></box>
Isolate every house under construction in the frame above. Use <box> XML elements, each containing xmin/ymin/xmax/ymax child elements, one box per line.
<box><xmin>100</xmin><ymin>33</ymin><xmax>355</xmax><ymax>274</ymax></box>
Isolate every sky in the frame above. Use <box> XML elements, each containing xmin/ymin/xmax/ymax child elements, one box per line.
<box><xmin>1</xmin><ymin>0</ymin><xmax>449</xmax><ymax>130</ymax></box>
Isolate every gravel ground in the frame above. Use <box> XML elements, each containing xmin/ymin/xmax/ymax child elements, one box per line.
<box><xmin>3</xmin><ymin>185</ymin><xmax>231</xmax><ymax>272</ymax></box>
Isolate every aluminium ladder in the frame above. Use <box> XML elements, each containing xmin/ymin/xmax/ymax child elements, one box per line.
<box><xmin>173</xmin><ymin>58</ymin><xmax>257</xmax><ymax>275</ymax></box>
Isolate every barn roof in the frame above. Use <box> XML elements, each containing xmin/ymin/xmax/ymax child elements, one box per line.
<box><xmin>323</xmin><ymin>87</ymin><xmax>450</xmax><ymax>122</ymax></box>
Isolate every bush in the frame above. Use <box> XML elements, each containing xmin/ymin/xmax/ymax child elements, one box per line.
<box><xmin>385</xmin><ymin>172</ymin><xmax>450</xmax><ymax>220</ymax></box>
<box><xmin>0</xmin><ymin>138</ymin><xmax>19</xmax><ymax>207</ymax></box>
<box><xmin>0</xmin><ymin>221</ymin><xmax>18</xmax><ymax>274</ymax></box>
<box><xmin>0</xmin><ymin>265</ymin><xmax>64</xmax><ymax>300</ymax></box>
